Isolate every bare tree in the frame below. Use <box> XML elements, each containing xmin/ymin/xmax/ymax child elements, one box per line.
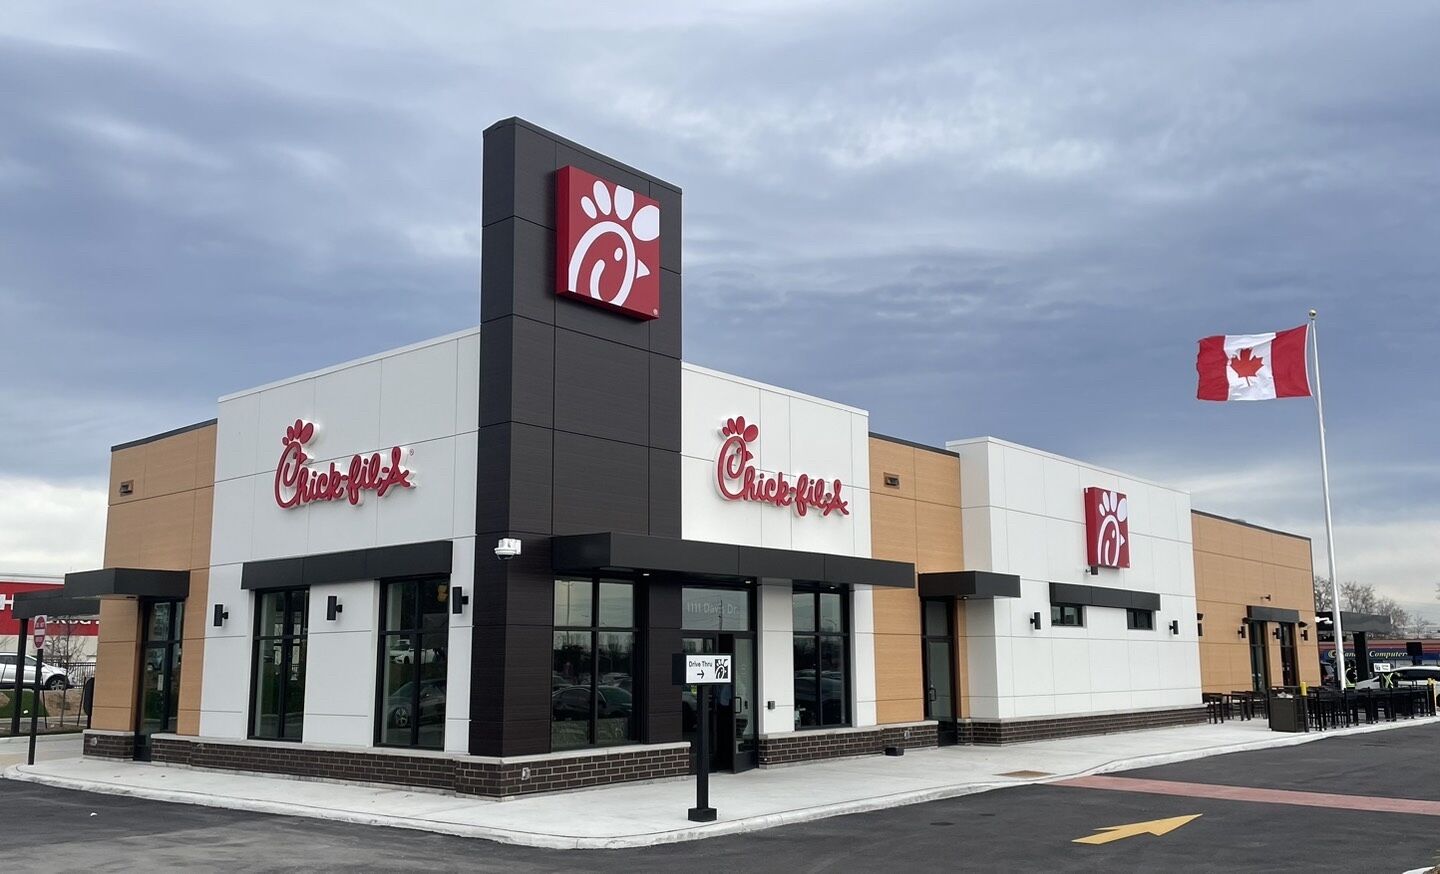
<box><xmin>1313</xmin><ymin>575</ymin><xmax>1334</xmax><ymax>612</ymax></box>
<box><xmin>1314</xmin><ymin>578</ymin><xmax>1410</xmax><ymax>631</ymax></box>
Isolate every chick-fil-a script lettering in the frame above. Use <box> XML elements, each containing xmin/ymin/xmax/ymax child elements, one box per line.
<box><xmin>273</xmin><ymin>419</ymin><xmax>414</xmax><ymax>509</ymax></box>
<box><xmin>714</xmin><ymin>416</ymin><xmax>848</xmax><ymax>517</ymax></box>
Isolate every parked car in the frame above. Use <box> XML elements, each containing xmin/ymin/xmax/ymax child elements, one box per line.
<box><xmin>0</xmin><ymin>654</ymin><xmax>71</xmax><ymax>689</ymax></box>
<box><xmin>383</xmin><ymin>678</ymin><xmax>446</xmax><ymax>730</ymax></box>
<box><xmin>1357</xmin><ymin>665</ymin><xmax>1440</xmax><ymax>704</ymax></box>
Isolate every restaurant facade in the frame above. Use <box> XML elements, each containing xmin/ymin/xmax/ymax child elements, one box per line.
<box><xmin>51</xmin><ymin>119</ymin><xmax>1316</xmax><ymax>797</ymax></box>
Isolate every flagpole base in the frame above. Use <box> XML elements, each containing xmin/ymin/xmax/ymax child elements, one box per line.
<box><xmin>688</xmin><ymin>807</ymin><xmax>718</xmax><ymax>822</ymax></box>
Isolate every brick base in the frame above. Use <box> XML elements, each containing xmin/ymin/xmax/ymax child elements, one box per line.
<box><xmin>148</xmin><ymin>735</ymin><xmax>690</xmax><ymax>798</ymax></box>
<box><xmin>82</xmin><ymin>730</ymin><xmax>136</xmax><ymax>759</ymax></box>
<box><xmin>758</xmin><ymin>721</ymin><xmax>939</xmax><ymax>766</ymax></box>
<box><xmin>962</xmin><ymin>706</ymin><xmax>1208</xmax><ymax>745</ymax></box>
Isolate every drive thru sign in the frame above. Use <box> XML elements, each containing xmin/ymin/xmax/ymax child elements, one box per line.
<box><xmin>32</xmin><ymin>615</ymin><xmax>46</xmax><ymax>649</ymax></box>
<box><xmin>684</xmin><ymin>654</ymin><xmax>733</xmax><ymax>684</ymax></box>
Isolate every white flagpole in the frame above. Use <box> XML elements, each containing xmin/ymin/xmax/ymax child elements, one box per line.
<box><xmin>1310</xmin><ymin>309</ymin><xmax>1346</xmax><ymax>688</ymax></box>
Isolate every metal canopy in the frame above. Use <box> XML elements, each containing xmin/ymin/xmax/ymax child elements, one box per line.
<box><xmin>917</xmin><ymin>570</ymin><xmax>1021</xmax><ymax>600</ymax></box>
<box><xmin>551</xmin><ymin>532</ymin><xmax>916</xmax><ymax>588</ymax></box>
<box><xmin>63</xmin><ymin>567</ymin><xmax>190</xmax><ymax>600</ymax></box>
<box><xmin>12</xmin><ymin>590</ymin><xmax>100</xmax><ymax>619</ymax></box>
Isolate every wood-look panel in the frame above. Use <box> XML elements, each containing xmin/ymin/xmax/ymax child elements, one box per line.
<box><xmin>143</xmin><ymin>428</ymin><xmax>202</xmax><ymax>498</ymax></box>
<box><xmin>94</xmin><ymin>423</ymin><xmax>217</xmax><ymax>734</ymax></box>
<box><xmin>1192</xmin><ymin>512</ymin><xmax>1319</xmax><ymax>692</ymax></box>
<box><xmin>868</xmin><ymin>436</ymin><xmax>964</xmax><ymax>725</ymax></box>
<box><xmin>868</xmin><ymin>438</ymin><xmax>917</xmax><ymax>501</ymax></box>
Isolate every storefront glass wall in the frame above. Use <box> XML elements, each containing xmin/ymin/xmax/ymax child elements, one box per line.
<box><xmin>792</xmin><ymin>585</ymin><xmax>849</xmax><ymax>728</ymax></box>
<box><xmin>552</xmin><ymin>579</ymin><xmax>637</xmax><ymax>751</ymax></box>
<box><xmin>376</xmin><ymin>578</ymin><xmax>448</xmax><ymax>749</ymax></box>
<box><xmin>251</xmin><ymin>587</ymin><xmax>308</xmax><ymax>741</ymax></box>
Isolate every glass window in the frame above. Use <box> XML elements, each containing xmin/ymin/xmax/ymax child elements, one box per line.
<box><xmin>1126</xmin><ymin>609</ymin><xmax>1154</xmax><ymax>631</ymax></box>
<box><xmin>791</xmin><ymin>592</ymin><xmax>815</xmax><ymax>633</ymax></box>
<box><xmin>1051</xmin><ymin>604</ymin><xmax>1085</xmax><ymax>627</ymax></box>
<box><xmin>682</xmin><ymin>587</ymin><xmax>750</xmax><ymax>631</ymax></box>
<box><xmin>554</xmin><ymin>579</ymin><xmax>594</xmax><ymax>627</ymax></box>
<box><xmin>553</xmin><ymin>579</ymin><xmax>637</xmax><ymax>751</ymax></box>
<box><xmin>252</xmin><ymin>588</ymin><xmax>309</xmax><ymax>741</ymax></box>
<box><xmin>793</xmin><ymin>585</ymin><xmax>849</xmax><ymax>728</ymax></box>
<box><xmin>378</xmin><ymin>578</ymin><xmax>449</xmax><ymax>749</ymax></box>
<box><xmin>923</xmin><ymin>600</ymin><xmax>950</xmax><ymax>638</ymax></box>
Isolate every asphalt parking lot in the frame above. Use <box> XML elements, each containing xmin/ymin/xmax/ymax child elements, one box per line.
<box><xmin>4</xmin><ymin>724</ymin><xmax>1438</xmax><ymax>873</ymax></box>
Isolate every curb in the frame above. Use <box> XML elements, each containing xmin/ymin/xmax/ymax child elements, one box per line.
<box><xmin>7</xmin><ymin>716</ymin><xmax>1439</xmax><ymax>850</ymax></box>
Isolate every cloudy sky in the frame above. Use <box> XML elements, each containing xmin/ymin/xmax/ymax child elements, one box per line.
<box><xmin>3</xmin><ymin>2</ymin><xmax>1437</xmax><ymax>615</ymax></box>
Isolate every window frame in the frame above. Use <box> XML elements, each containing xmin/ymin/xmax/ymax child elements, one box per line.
<box><xmin>1050</xmin><ymin>603</ymin><xmax>1085</xmax><ymax>627</ymax></box>
<box><xmin>248</xmin><ymin>586</ymin><xmax>309</xmax><ymax>742</ymax></box>
<box><xmin>551</xmin><ymin>577</ymin><xmax>639</xmax><ymax>753</ymax></box>
<box><xmin>1125</xmin><ymin>608</ymin><xmax>1155</xmax><ymax>631</ymax></box>
<box><xmin>374</xmin><ymin>576</ymin><xmax>450</xmax><ymax>750</ymax></box>
<box><xmin>791</xmin><ymin>583</ymin><xmax>851</xmax><ymax>730</ymax></box>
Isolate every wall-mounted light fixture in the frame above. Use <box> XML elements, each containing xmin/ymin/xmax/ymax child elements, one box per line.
<box><xmin>1029</xmin><ymin>611</ymin><xmax>1042</xmax><ymax>630</ymax></box>
<box><xmin>883</xmin><ymin>473</ymin><xmax>901</xmax><ymax>488</ymax></box>
<box><xmin>1197</xmin><ymin>613</ymin><xmax>1205</xmax><ymax>637</ymax></box>
<box><xmin>1087</xmin><ymin>565</ymin><xmax>1100</xmax><ymax>576</ymax></box>
<box><xmin>1299</xmin><ymin>620</ymin><xmax>1309</xmax><ymax>641</ymax></box>
<box><xmin>326</xmin><ymin>595</ymin><xmax>343</xmax><ymax>621</ymax></box>
<box><xmin>450</xmin><ymin>586</ymin><xmax>470</xmax><ymax>616</ymax></box>
<box><xmin>1272</xmin><ymin>626</ymin><xmax>1282</xmax><ymax>640</ymax></box>
<box><xmin>1169</xmin><ymin>619</ymin><xmax>1180</xmax><ymax>635</ymax></box>
<box><xmin>212</xmin><ymin>604</ymin><xmax>229</xmax><ymax>628</ymax></box>
<box><xmin>1238</xmin><ymin>624</ymin><xmax>1247</xmax><ymax>639</ymax></box>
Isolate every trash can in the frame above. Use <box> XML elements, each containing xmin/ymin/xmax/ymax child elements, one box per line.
<box><xmin>1268</xmin><ymin>693</ymin><xmax>1308</xmax><ymax>732</ymax></box>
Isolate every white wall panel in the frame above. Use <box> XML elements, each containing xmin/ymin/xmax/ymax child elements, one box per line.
<box><xmin>252</xmin><ymin>378</ymin><xmax>317</xmax><ymax>476</ymax></box>
<box><xmin>312</xmin><ymin>361</ymin><xmax>382</xmax><ymax>462</ymax></box>
<box><xmin>758</xmin><ymin>583</ymin><xmax>794</xmax><ymax>733</ymax></box>
<box><xmin>455</xmin><ymin>332</ymin><xmax>481</xmax><ymax>436</ymax></box>
<box><xmin>379</xmin><ymin>339</ymin><xmax>458</xmax><ymax>448</ymax></box>
<box><xmin>214</xmin><ymin>392</ymin><xmax>260</xmax><ymax>482</ymax></box>
<box><xmin>303</xmin><ymin>581</ymin><xmax>379</xmax><ymax>747</ymax></box>
<box><xmin>376</xmin><ymin>437</ymin><xmax>455</xmax><ymax>547</ymax></box>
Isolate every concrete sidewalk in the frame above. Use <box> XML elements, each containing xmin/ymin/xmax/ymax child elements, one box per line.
<box><xmin>7</xmin><ymin>717</ymin><xmax>1438</xmax><ymax>850</ymax></box>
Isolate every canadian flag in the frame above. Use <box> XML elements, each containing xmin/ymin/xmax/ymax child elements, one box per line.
<box><xmin>1196</xmin><ymin>325</ymin><xmax>1311</xmax><ymax>401</ymax></box>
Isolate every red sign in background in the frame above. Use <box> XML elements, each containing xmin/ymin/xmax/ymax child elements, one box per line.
<box><xmin>0</xmin><ymin>581</ymin><xmax>99</xmax><ymax>637</ymax></box>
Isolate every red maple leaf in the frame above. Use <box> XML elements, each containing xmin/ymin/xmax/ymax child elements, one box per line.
<box><xmin>1229</xmin><ymin>347</ymin><xmax>1264</xmax><ymax>385</ymax></box>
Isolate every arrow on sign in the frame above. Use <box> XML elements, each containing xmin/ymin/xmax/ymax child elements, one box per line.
<box><xmin>1072</xmin><ymin>814</ymin><xmax>1201</xmax><ymax>845</ymax></box>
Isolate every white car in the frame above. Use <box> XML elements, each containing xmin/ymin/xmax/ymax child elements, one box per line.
<box><xmin>1357</xmin><ymin>665</ymin><xmax>1440</xmax><ymax>704</ymax></box>
<box><xmin>0</xmin><ymin>653</ymin><xmax>71</xmax><ymax>689</ymax></box>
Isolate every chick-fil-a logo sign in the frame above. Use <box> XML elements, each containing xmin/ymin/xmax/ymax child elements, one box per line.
<box><xmin>274</xmin><ymin>419</ymin><xmax>414</xmax><ymax>509</ymax></box>
<box><xmin>1083</xmin><ymin>487</ymin><xmax>1130</xmax><ymax>568</ymax></box>
<box><xmin>715</xmin><ymin>416</ymin><xmax>849</xmax><ymax>518</ymax></box>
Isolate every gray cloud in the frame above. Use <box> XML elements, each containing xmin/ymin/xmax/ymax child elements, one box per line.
<box><xmin>4</xmin><ymin>2</ymin><xmax>1438</xmax><ymax>604</ymax></box>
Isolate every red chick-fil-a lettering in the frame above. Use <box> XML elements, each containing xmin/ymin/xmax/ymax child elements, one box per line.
<box><xmin>273</xmin><ymin>419</ymin><xmax>414</xmax><ymax>509</ymax></box>
<box><xmin>714</xmin><ymin>417</ymin><xmax>848</xmax><ymax>518</ymax></box>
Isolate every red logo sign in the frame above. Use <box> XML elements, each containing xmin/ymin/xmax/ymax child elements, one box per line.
<box><xmin>715</xmin><ymin>417</ymin><xmax>849</xmax><ymax>518</ymax></box>
<box><xmin>1084</xmin><ymin>487</ymin><xmax>1130</xmax><ymax>568</ymax></box>
<box><xmin>555</xmin><ymin>165</ymin><xmax>661</xmax><ymax>320</ymax></box>
<box><xmin>33</xmin><ymin>615</ymin><xmax>46</xmax><ymax>649</ymax></box>
<box><xmin>274</xmin><ymin>419</ymin><xmax>414</xmax><ymax>509</ymax></box>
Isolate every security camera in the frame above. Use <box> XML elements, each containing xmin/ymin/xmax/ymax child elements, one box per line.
<box><xmin>494</xmin><ymin>538</ymin><xmax>522</xmax><ymax>560</ymax></box>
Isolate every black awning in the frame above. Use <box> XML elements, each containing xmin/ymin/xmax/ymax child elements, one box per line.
<box><xmin>1247</xmin><ymin>605</ymin><xmax>1301</xmax><ymax>624</ymax></box>
<box><xmin>241</xmin><ymin>540</ymin><xmax>454</xmax><ymax>590</ymax></box>
<box><xmin>12</xmin><ymin>590</ymin><xmax>101</xmax><ymax>619</ymax></box>
<box><xmin>1316</xmin><ymin>610</ymin><xmax>1394</xmax><ymax>634</ymax></box>
<box><xmin>63</xmin><ymin>568</ymin><xmax>190</xmax><ymax>600</ymax></box>
<box><xmin>1049</xmin><ymin>581</ymin><xmax>1161</xmax><ymax>612</ymax></box>
<box><xmin>918</xmin><ymin>571</ymin><xmax>1021</xmax><ymax>599</ymax></box>
<box><xmin>551</xmin><ymin>532</ymin><xmax>915</xmax><ymax>588</ymax></box>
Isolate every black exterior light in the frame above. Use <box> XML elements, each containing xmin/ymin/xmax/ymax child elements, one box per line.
<box><xmin>326</xmin><ymin>594</ymin><xmax>343</xmax><ymax>621</ymax></box>
<box><xmin>1029</xmin><ymin>611</ymin><xmax>1042</xmax><ymax>630</ymax></box>
<box><xmin>212</xmin><ymin>604</ymin><xmax>229</xmax><ymax>627</ymax></box>
<box><xmin>1168</xmin><ymin>619</ymin><xmax>1180</xmax><ymax>635</ymax></box>
<box><xmin>1273</xmin><ymin>626</ymin><xmax>1282</xmax><ymax>640</ymax></box>
<box><xmin>450</xmin><ymin>586</ymin><xmax>470</xmax><ymax>616</ymax></box>
<box><xmin>1238</xmin><ymin>624</ymin><xmax>1247</xmax><ymax>639</ymax></box>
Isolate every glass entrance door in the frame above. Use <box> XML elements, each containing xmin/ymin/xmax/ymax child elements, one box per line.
<box><xmin>921</xmin><ymin>599</ymin><xmax>958</xmax><ymax>745</ymax></box>
<box><xmin>1249</xmin><ymin>620</ymin><xmax>1271</xmax><ymax>693</ymax></box>
<box><xmin>680</xmin><ymin>586</ymin><xmax>756</xmax><ymax>774</ymax></box>
<box><xmin>1278</xmin><ymin>623</ymin><xmax>1299</xmax><ymax>687</ymax></box>
<box><xmin>136</xmin><ymin>600</ymin><xmax>183</xmax><ymax>761</ymax></box>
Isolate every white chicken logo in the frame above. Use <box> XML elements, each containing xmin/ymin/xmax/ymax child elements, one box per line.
<box><xmin>566</xmin><ymin>177</ymin><xmax>660</xmax><ymax>308</ymax></box>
